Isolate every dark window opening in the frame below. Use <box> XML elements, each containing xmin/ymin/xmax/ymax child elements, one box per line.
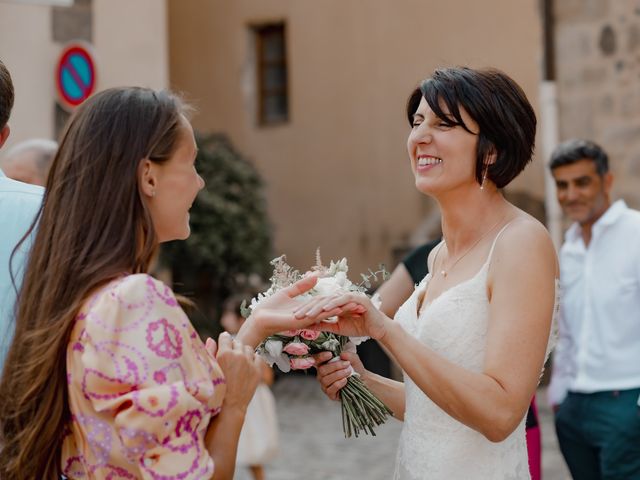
<box><xmin>254</xmin><ymin>23</ymin><xmax>288</xmax><ymax>125</ymax></box>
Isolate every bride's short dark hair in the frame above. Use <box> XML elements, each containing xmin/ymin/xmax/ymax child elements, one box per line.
<box><xmin>406</xmin><ymin>67</ymin><xmax>536</xmax><ymax>188</ymax></box>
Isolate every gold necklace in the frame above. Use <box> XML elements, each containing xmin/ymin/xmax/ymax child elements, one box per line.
<box><xmin>440</xmin><ymin>217</ymin><xmax>506</xmax><ymax>277</ymax></box>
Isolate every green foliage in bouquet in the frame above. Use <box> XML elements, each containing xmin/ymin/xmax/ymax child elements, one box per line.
<box><xmin>161</xmin><ymin>133</ymin><xmax>272</xmax><ymax>335</ymax></box>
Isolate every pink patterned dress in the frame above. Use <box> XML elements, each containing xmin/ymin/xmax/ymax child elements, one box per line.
<box><xmin>61</xmin><ymin>274</ymin><xmax>226</xmax><ymax>479</ymax></box>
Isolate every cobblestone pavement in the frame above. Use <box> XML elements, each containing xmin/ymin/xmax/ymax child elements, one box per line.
<box><xmin>234</xmin><ymin>377</ymin><xmax>572</xmax><ymax>480</ymax></box>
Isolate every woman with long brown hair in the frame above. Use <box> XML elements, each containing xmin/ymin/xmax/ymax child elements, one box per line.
<box><xmin>0</xmin><ymin>87</ymin><xmax>317</xmax><ymax>479</ymax></box>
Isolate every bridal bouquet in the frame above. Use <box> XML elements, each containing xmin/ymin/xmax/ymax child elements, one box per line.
<box><xmin>243</xmin><ymin>252</ymin><xmax>393</xmax><ymax>438</ymax></box>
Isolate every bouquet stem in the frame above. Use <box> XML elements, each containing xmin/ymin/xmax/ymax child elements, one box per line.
<box><xmin>339</xmin><ymin>374</ymin><xmax>393</xmax><ymax>438</ymax></box>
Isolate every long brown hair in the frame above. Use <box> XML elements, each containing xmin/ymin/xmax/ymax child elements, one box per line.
<box><xmin>0</xmin><ymin>87</ymin><xmax>188</xmax><ymax>479</ymax></box>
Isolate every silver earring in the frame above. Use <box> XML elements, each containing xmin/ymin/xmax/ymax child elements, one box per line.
<box><xmin>480</xmin><ymin>166</ymin><xmax>488</xmax><ymax>190</ymax></box>
<box><xmin>151</xmin><ymin>190</ymin><xmax>156</xmax><ymax>197</ymax></box>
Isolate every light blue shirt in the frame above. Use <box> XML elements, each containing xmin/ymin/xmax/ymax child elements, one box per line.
<box><xmin>0</xmin><ymin>168</ymin><xmax>43</xmax><ymax>370</ymax></box>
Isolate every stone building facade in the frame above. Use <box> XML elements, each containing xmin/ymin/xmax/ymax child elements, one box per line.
<box><xmin>554</xmin><ymin>0</ymin><xmax>640</xmax><ymax>207</ymax></box>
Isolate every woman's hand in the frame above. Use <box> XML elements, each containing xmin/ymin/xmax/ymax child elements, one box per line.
<box><xmin>237</xmin><ymin>275</ymin><xmax>344</xmax><ymax>348</ymax></box>
<box><xmin>204</xmin><ymin>334</ymin><xmax>263</xmax><ymax>479</ymax></box>
<box><xmin>294</xmin><ymin>292</ymin><xmax>390</xmax><ymax>340</ymax></box>
<box><xmin>313</xmin><ymin>351</ymin><xmax>368</xmax><ymax>401</ymax></box>
<box><xmin>208</xmin><ymin>332</ymin><xmax>261</xmax><ymax>413</ymax></box>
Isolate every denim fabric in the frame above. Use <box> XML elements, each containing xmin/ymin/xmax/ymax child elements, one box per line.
<box><xmin>555</xmin><ymin>388</ymin><xmax>640</xmax><ymax>480</ymax></box>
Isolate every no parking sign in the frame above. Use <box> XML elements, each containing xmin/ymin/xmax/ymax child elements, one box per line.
<box><xmin>56</xmin><ymin>43</ymin><xmax>97</xmax><ymax>110</ymax></box>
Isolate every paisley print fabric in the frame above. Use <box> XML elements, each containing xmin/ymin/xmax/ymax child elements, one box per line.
<box><xmin>62</xmin><ymin>274</ymin><xmax>226</xmax><ymax>479</ymax></box>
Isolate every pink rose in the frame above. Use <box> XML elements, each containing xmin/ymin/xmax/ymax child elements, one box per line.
<box><xmin>300</xmin><ymin>329</ymin><xmax>321</xmax><ymax>341</ymax></box>
<box><xmin>290</xmin><ymin>356</ymin><xmax>316</xmax><ymax>370</ymax></box>
<box><xmin>283</xmin><ymin>342</ymin><xmax>310</xmax><ymax>356</ymax></box>
<box><xmin>279</xmin><ymin>329</ymin><xmax>302</xmax><ymax>337</ymax></box>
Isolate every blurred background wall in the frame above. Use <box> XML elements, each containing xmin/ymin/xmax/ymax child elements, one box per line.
<box><xmin>1</xmin><ymin>0</ymin><xmax>638</xmax><ymax>278</ymax></box>
<box><xmin>0</xmin><ymin>0</ymin><xmax>168</xmax><ymax>144</ymax></box>
<box><xmin>167</xmin><ymin>0</ymin><xmax>545</xmax><ymax>275</ymax></box>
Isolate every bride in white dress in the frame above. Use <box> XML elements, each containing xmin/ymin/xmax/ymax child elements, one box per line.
<box><xmin>297</xmin><ymin>67</ymin><xmax>559</xmax><ymax>479</ymax></box>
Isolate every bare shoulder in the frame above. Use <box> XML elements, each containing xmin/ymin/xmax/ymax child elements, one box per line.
<box><xmin>501</xmin><ymin>213</ymin><xmax>553</xmax><ymax>247</ymax></box>
<box><xmin>492</xmin><ymin>213</ymin><xmax>558</xmax><ymax>276</ymax></box>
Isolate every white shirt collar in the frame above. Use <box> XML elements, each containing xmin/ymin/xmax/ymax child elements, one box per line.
<box><xmin>564</xmin><ymin>199</ymin><xmax>628</xmax><ymax>244</ymax></box>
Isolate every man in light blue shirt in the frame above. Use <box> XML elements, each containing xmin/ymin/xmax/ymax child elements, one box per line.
<box><xmin>0</xmin><ymin>60</ymin><xmax>43</xmax><ymax>370</ymax></box>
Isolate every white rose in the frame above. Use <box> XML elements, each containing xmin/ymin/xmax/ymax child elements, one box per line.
<box><xmin>334</xmin><ymin>271</ymin><xmax>351</xmax><ymax>288</ymax></box>
<box><xmin>274</xmin><ymin>353</ymin><xmax>291</xmax><ymax>373</ymax></box>
<box><xmin>264</xmin><ymin>339</ymin><xmax>283</xmax><ymax>357</ymax></box>
<box><xmin>314</xmin><ymin>277</ymin><xmax>343</xmax><ymax>296</ymax></box>
<box><xmin>258</xmin><ymin>339</ymin><xmax>292</xmax><ymax>373</ymax></box>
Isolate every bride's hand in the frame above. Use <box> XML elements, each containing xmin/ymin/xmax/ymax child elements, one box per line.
<box><xmin>313</xmin><ymin>351</ymin><xmax>367</xmax><ymax>401</ymax></box>
<box><xmin>293</xmin><ymin>293</ymin><xmax>390</xmax><ymax>340</ymax></box>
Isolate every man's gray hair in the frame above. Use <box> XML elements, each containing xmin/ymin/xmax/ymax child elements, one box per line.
<box><xmin>2</xmin><ymin>138</ymin><xmax>58</xmax><ymax>173</ymax></box>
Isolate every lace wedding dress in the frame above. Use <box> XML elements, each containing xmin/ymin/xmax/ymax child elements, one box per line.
<box><xmin>393</xmin><ymin>230</ymin><xmax>558</xmax><ymax>480</ymax></box>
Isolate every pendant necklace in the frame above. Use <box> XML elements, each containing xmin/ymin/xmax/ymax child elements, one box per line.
<box><xmin>440</xmin><ymin>216</ymin><xmax>506</xmax><ymax>278</ymax></box>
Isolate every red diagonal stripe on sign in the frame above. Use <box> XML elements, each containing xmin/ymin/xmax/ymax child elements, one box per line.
<box><xmin>63</xmin><ymin>55</ymin><xmax>90</xmax><ymax>98</ymax></box>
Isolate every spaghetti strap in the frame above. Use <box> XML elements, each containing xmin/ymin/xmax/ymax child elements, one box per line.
<box><xmin>428</xmin><ymin>241</ymin><xmax>446</xmax><ymax>274</ymax></box>
<box><xmin>486</xmin><ymin>220</ymin><xmax>516</xmax><ymax>264</ymax></box>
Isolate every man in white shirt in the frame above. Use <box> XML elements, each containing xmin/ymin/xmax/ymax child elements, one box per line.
<box><xmin>549</xmin><ymin>139</ymin><xmax>640</xmax><ymax>480</ymax></box>
<box><xmin>0</xmin><ymin>60</ymin><xmax>43</xmax><ymax>370</ymax></box>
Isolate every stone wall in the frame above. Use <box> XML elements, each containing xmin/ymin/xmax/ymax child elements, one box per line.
<box><xmin>52</xmin><ymin>0</ymin><xmax>92</xmax><ymax>44</ymax></box>
<box><xmin>555</xmin><ymin>0</ymin><xmax>640</xmax><ymax>207</ymax></box>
